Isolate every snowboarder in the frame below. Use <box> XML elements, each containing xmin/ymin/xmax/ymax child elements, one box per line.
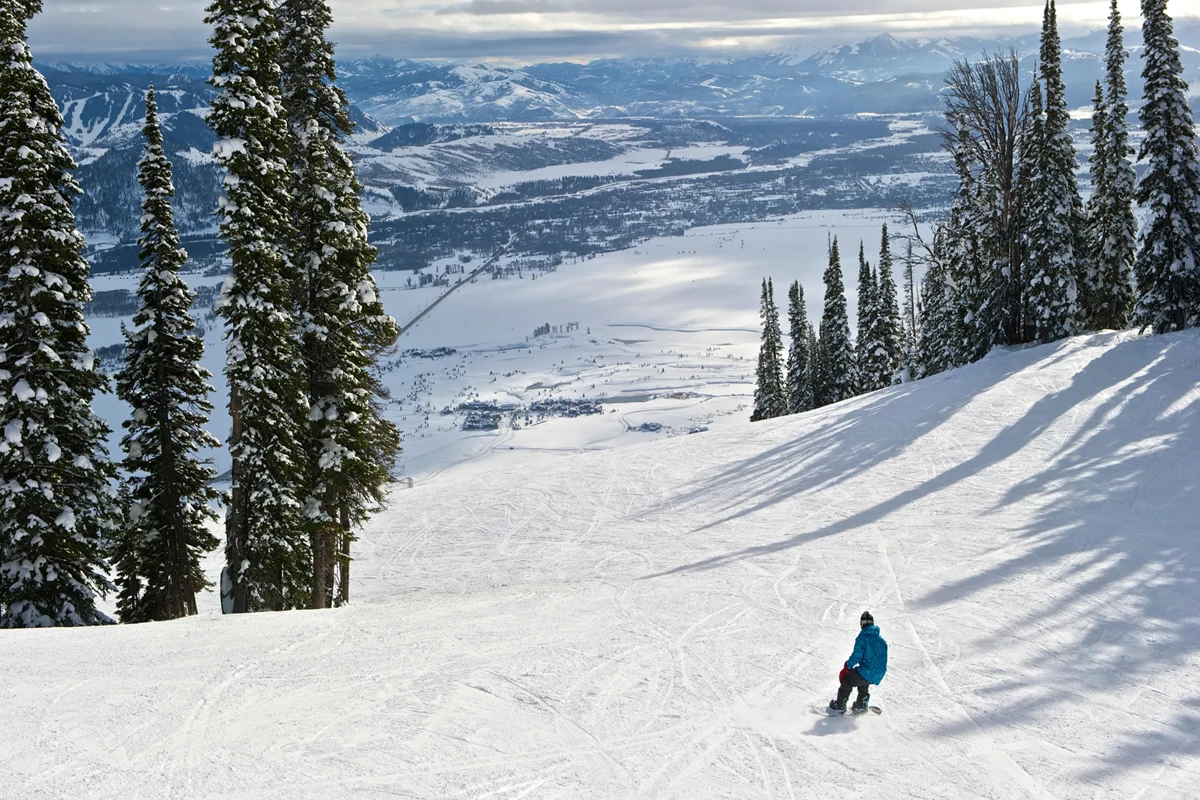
<box><xmin>829</xmin><ymin>611</ymin><xmax>888</xmax><ymax>713</ymax></box>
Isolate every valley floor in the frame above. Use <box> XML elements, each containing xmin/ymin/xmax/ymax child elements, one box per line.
<box><xmin>88</xmin><ymin>208</ymin><xmax>909</xmax><ymax>487</ymax></box>
<box><xmin>4</xmin><ymin>329</ymin><xmax>1199</xmax><ymax>798</ymax></box>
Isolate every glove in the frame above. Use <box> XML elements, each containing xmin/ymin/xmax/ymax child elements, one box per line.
<box><xmin>839</xmin><ymin>667</ymin><xmax>850</xmax><ymax>683</ymax></box>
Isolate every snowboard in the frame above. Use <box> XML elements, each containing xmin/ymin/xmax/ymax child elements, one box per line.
<box><xmin>816</xmin><ymin>705</ymin><xmax>882</xmax><ymax>716</ymax></box>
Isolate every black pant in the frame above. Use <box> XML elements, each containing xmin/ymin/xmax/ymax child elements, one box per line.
<box><xmin>836</xmin><ymin>668</ymin><xmax>871</xmax><ymax>705</ymax></box>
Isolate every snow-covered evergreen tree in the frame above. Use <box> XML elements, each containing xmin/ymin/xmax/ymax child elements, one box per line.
<box><xmin>0</xmin><ymin>3</ymin><xmax>120</xmax><ymax>627</ymax></box>
<box><xmin>875</xmin><ymin>225</ymin><xmax>903</xmax><ymax>385</ymax></box>
<box><xmin>943</xmin><ymin>125</ymin><xmax>996</xmax><ymax>364</ymax></box>
<box><xmin>1038</xmin><ymin>0</ymin><xmax>1091</xmax><ymax>329</ymax></box>
<box><xmin>816</xmin><ymin>238</ymin><xmax>856</xmax><ymax>406</ymax></box>
<box><xmin>942</xmin><ymin>53</ymin><xmax>1029</xmax><ymax>349</ymax></box>
<box><xmin>810</xmin><ymin>337</ymin><xmax>828</xmax><ymax>411</ymax></box>
<box><xmin>785</xmin><ymin>280</ymin><xmax>815</xmax><ymax>414</ymax></box>
<box><xmin>751</xmin><ymin>278</ymin><xmax>786</xmax><ymax>421</ymax></box>
<box><xmin>278</xmin><ymin>0</ymin><xmax>401</xmax><ymax>608</ymax></box>
<box><xmin>804</xmin><ymin>323</ymin><xmax>819</xmax><ymax>403</ymax></box>
<box><xmin>918</xmin><ymin>229</ymin><xmax>960</xmax><ymax>378</ymax></box>
<box><xmin>1087</xmin><ymin>0</ymin><xmax>1137</xmax><ymax>330</ymax></box>
<box><xmin>206</xmin><ymin>0</ymin><xmax>310</xmax><ymax>613</ymax></box>
<box><xmin>112</xmin><ymin>87</ymin><xmax>222</xmax><ymax>623</ymax></box>
<box><xmin>1085</xmin><ymin>79</ymin><xmax>1111</xmax><ymax>317</ymax></box>
<box><xmin>1025</xmin><ymin>79</ymin><xmax>1080</xmax><ymax>343</ymax></box>
<box><xmin>899</xmin><ymin>240</ymin><xmax>920</xmax><ymax>380</ymax></box>
<box><xmin>1133</xmin><ymin>0</ymin><xmax>1200</xmax><ymax>333</ymax></box>
<box><xmin>855</xmin><ymin>242</ymin><xmax>884</xmax><ymax>393</ymax></box>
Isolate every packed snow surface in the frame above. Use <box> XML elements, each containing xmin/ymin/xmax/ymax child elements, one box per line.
<box><xmin>4</xmin><ymin>328</ymin><xmax>1199</xmax><ymax>798</ymax></box>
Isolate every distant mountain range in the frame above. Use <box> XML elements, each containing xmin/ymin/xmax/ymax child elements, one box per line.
<box><xmin>32</xmin><ymin>25</ymin><xmax>1200</xmax><ymax>258</ymax></box>
<box><xmin>39</xmin><ymin>23</ymin><xmax>1200</xmax><ymax>128</ymax></box>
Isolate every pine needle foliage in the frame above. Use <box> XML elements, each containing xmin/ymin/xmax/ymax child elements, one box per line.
<box><xmin>1086</xmin><ymin>0</ymin><xmax>1137</xmax><ymax>330</ymax></box>
<box><xmin>855</xmin><ymin>242</ymin><xmax>884</xmax><ymax>393</ymax></box>
<box><xmin>1087</xmin><ymin>79</ymin><xmax>1108</xmax><ymax>229</ymax></box>
<box><xmin>875</xmin><ymin>225</ymin><xmax>904</xmax><ymax>385</ymax></box>
<box><xmin>943</xmin><ymin>125</ymin><xmax>995</xmax><ymax>365</ymax></box>
<box><xmin>899</xmin><ymin>240</ymin><xmax>920</xmax><ymax>380</ymax></box>
<box><xmin>785</xmin><ymin>280</ymin><xmax>816</xmax><ymax>414</ymax></box>
<box><xmin>1024</xmin><ymin>79</ymin><xmax>1080</xmax><ymax>343</ymax></box>
<box><xmin>0</xmin><ymin>3</ymin><xmax>120</xmax><ymax>627</ymax></box>
<box><xmin>918</xmin><ymin>229</ymin><xmax>961</xmax><ymax>378</ymax></box>
<box><xmin>941</xmin><ymin>53</ymin><xmax>1030</xmax><ymax>350</ymax></box>
<box><xmin>1037</xmin><ymin>1</ymin><xmax>1091</xmax><ymax>328</ymax></box>
<box><xmin>206</xmin><ymin>0</ymin><xmax>310</xmax><ymax>613</ymax></box>
<box><xmin>278</xmin><ymin>0</ymin><xmax>401</xmax><ymax>608</ymax></box>
<box><xmin>751</xmin><ymin>278</ymin><xmax>786</xmax><ymax>422</ymax></box>
<box><xmin>1085</xmin><ymin>80</ymin><xmax>1112</xmax><ymax>323</ymax></box>
<box><xmin>1133</xmin><ymin>0</ymin><xmax>1200</xmax><ymax>333</ymax></box>
<box><xmin>112</xmin><ymin>88</ymin><xmax>222</xmax><ymax>623</ymax></box>
<box><xmin>816</xmin><ymin>238</ymin><xmax>856</xmax><ymax>406</ymax></box>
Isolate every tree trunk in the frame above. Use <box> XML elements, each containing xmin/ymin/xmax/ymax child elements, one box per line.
<box><xmin>158</xmin><ymin>338</ymin><xmax>192</xmax><ymax>620</ymax></box>
<box><xmin>226</xmin><ymin>384</ymin><xmax>249</xmax><ymax>614</ymax></box>
<box><xmin>337</xmin><ymin>506</ymin><xmax>350</xmax><ymax>605</ymax></box>
<box><xmin>310</xmin><ymin>524</ymin><xmax>338</xmax><ymax>609</ymax></box>
<box><xmin>311</xmin><ymin>527</ymin><xmax>327</xmax><ymax>609</ymax></box>
<box><xmin>322</xmin><ymin>527</ymin><xmax>336</xmax><ymax>608</ymax></box>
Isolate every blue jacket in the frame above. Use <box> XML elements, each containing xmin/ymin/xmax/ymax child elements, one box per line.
<box><xmin>846</xmin><ymin>625</ymin><xmax>888</xmax><ymax>685</ymax></box>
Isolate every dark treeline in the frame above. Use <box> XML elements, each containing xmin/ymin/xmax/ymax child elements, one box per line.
<box><xmin>753</xmin><ymin>226</ymin><xmax>906</xmax><ymax>420</ymax></box>
<box><xmin>753</xmin><ymin>0</ymin><xmax>1200</xmax><ymax>421</ymax></box>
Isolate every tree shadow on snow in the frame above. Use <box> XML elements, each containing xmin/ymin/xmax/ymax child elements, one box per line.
<box><xmin>643</xmin><ymin>330</ymin><xmax>1200</xmax><ymax>783</ymax></box>
<box><xmin>639</xmin><ymin>385</ymin><xmax>919</xmax><ymax>577</ymax></box>
<box><xmin>644</xmin><ymin>338</ymin><xmax>1109</xmax><ymax>579</ymax></box>
<box><xmin>911</xmin><ymin>332</ymin><xmax>1200</xmax><ymax>784</ymax></box>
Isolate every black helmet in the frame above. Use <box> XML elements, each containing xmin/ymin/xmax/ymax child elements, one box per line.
<box><xmin>860</xmin><ymin>611</ymin><xmax>874</xmax><ymax>629</ymax></box>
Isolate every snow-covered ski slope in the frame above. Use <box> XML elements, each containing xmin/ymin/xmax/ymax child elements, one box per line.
<box><xmin>4</xmin><ymin>329</ymin><xmax>1199</xmax><ymax>799</ymax></box>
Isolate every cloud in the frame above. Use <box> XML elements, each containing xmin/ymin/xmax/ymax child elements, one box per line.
<box><xmin>436</xmin><ymin>0</ymin><xmax>566</xmax><ymax>16</ymax></box>
<box><xmin>23</xmin><ymin>0</ymin><xmax>1200</xmax><ymax>65</ymax></box>
<box><xmin>27</xmin><ymin>1</ymin><xmax>210</xmax><ymax>62</ymax></box>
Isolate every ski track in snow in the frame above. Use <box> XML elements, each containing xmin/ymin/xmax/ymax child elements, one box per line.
<box><xmin>5</xmin><ymin>329</ymin><xmax>1200</xmax><ymax>798</ymax></box>
<box><xmin>13</xmin><ymin>206</ymin><xmax>1200</xmax><ymax>797</ymax></box>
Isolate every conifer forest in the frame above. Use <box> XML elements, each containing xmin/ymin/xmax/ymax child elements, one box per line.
<box><xmin>0</xmin><ymin>0</ymin><xmax>399</xmax><ymax>626</ymax></box>
<box><xmin>752</xmin><ymin>0</ymin><xmax>1200</xmax><ymax>422</ymax></box>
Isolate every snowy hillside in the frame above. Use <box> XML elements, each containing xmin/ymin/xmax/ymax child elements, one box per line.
<box><xmin>4</xmin><ymin>326</ymin><xmax>1198</xmax><ymax>798</ymax></box>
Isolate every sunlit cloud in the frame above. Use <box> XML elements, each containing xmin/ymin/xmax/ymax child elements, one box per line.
<box><xmin>24</xmin><ymin>0</ymin><xmax>1198</xmax><ymax>64</ymax></box>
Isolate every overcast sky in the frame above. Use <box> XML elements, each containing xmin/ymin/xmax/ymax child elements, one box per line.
<box><xmin>25</xmin><ymin>0</ymin><xmax>1199</xmax><ymax>65</ymax></box>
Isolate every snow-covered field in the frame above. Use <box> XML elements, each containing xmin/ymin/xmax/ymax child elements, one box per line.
<box><xmin>4</xmin><ymin>327</ymin><xmax>1198</xmax><ymax>798</ymax></box>
<box><xmin>382</xmin><ymin>209</ymin><xmax>912</xmax><ymax>481</ymax></box>
<box><xmin>88</xmin><ymin>208</ymin><xmax>912</xmax><ymax>484</ymax></box>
